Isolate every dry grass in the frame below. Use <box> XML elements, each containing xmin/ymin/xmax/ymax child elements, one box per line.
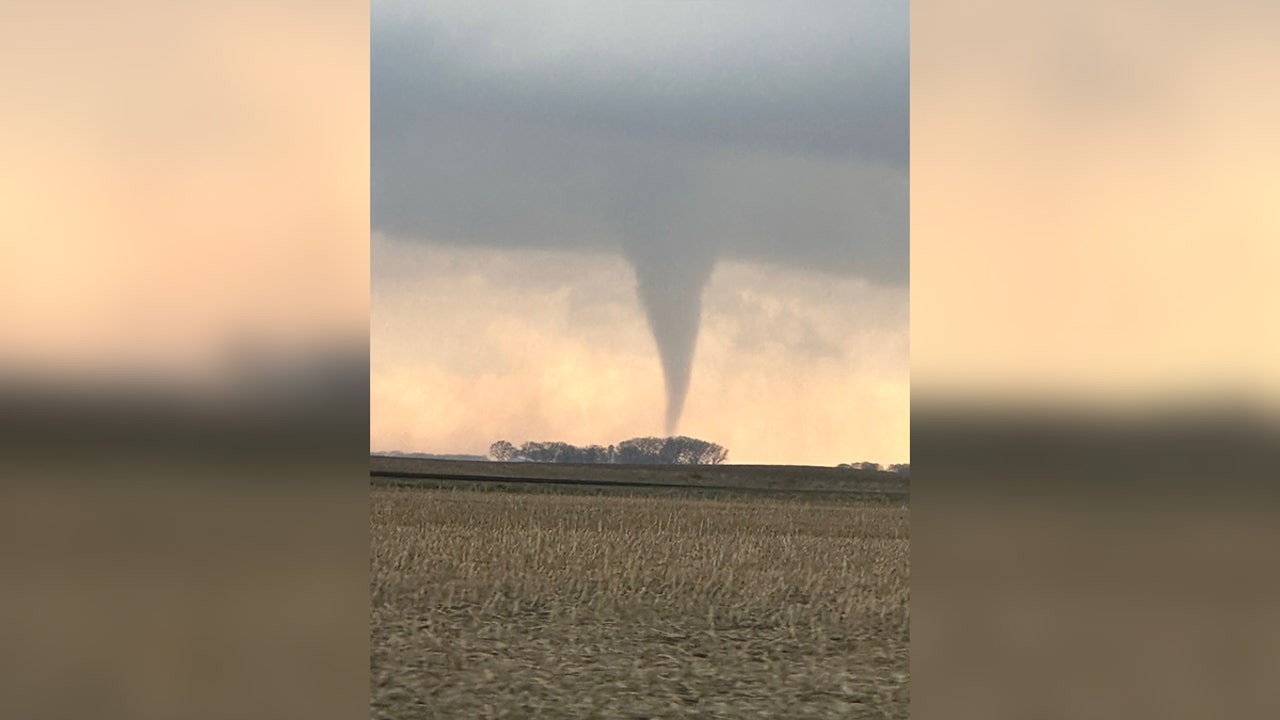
<box><xmin>371</xmin><ymin>488</ymin><xmax>909</xmax><ymax>719</ymax></box>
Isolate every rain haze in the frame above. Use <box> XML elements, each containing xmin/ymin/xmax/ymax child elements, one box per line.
<box><xmin>371</xmin><ymin>1</ymin><xmax>909</xmax><ymax>465</ymax></box>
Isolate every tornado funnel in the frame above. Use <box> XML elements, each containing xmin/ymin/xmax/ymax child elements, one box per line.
<box><xmin>627</xmin><ymin>243</ymin><xmax>716</xmax><ymax>435</ymax></box>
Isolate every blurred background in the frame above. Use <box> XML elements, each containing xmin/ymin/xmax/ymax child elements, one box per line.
<box><xmin>912</xmin><ymin>0</ymin><xmax>1280</xmax><ymax>717</ymax></box>
<box><xmin>1</xmin><ymin>1</ymin><xmax>368</xmax><ymax>719</ymax></box>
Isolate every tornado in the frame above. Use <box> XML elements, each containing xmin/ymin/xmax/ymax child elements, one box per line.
<box><xmin>624</xmin><ymin>236</ymin><xmax>717</xmax><ymax>436</ymax></box>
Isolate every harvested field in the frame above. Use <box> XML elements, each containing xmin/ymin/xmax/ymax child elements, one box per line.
<box><xmin>370</xmin><ymin>456</ymin><xmax>910</xmax><ymax>499</ymax></box>
<box><xmin>371</xmin><ymin>487</ymin><xmax>909</xmax><ymax>719</ymax></box>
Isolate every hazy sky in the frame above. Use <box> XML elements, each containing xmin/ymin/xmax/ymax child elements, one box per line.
<box><xmin>3</xmin><ymin>3</ymin><xmax>367</xmax><ymax>386</ymax></box>
<box><xmin>371</xmin><ymin>1</ymin><xmax>909</xmax><ymax>465</ymax></box>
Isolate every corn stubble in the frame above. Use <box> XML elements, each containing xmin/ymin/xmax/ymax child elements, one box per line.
<box><xmin>371</xmin><ymin>488</ymin><xmax>909</xmax><ymax>719</ymax></box>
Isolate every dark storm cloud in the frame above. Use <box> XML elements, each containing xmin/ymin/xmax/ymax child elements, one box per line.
<box><xmin>372</xmin><ymin>1</ymin><xmax>908</xmax><ymax>274</ymax></box>
<box><xmin>371</xmin><ymin>4</ymin><xmax>907</xmax><ymax>166</ymax></box>
<box><xmin>372</xmin><ymin>1</ymin><xmax>908</xmax><ymax>432</ymax></box>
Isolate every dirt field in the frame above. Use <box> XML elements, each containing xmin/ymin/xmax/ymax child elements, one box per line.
<box><xmin>370</xmin><ymin>456</ymin><xmax>910</xmax><ymax>499</ymax></box>
<box><xmin>371</xmin><ymin>487</ymin><xmax>909</xmax><ymax>719</ymax></box>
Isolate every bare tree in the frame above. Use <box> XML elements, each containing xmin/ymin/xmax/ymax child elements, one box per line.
<box><xmin>488</xmin><ymin>440</ymin><xmax>516</xmax><ymax>462</ymax></box>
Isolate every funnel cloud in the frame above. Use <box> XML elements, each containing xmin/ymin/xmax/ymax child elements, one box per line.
<box><xmin>626</xmin><ymin>233</ymin><xmax>717</xmax><ymax>434</ymax></box>
<box><xmin>372</xmin><ymin>1</ymin><xmax>908</xmax><ymax>434</ymax></box>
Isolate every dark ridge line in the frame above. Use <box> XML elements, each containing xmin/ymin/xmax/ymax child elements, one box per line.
<box><xmin>370</xmin><ymin>454</ymin><xmax>898</xmax><ymax>473</ymax></box>
<box><xmin>369</xmin><ymin>469</ymin><xmax>908</xmax><ymax>498</ymax></box>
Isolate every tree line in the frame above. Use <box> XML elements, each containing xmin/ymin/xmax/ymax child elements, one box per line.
<box><xmin>839</xmin><ymin>461</ymin><xmax>910</xmax><ymax>476</ymax></box>
<box><xmin>489</xmin><ymin>436</ymin><xmax>729</xmax><ymax>465</ymax></box>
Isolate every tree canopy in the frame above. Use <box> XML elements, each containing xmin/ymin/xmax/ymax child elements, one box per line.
<box><xmin>489</xmin><ymin>436</ymin><xmax>728</xmax><ymax>465</ymax></box>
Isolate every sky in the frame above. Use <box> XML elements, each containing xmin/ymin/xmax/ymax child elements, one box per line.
<box><xmin>910</xmin><ymin>0</ymin><xmax>1280</xmax><ymax>410</ymax></box>
<box><xmin>370</xmin><ymin>1</ymin><xmax>909</xmax><ymax>465</ymax></box>
<box><xmin>2</xmin><ymin>2</ymin><xmax>368</xmax><ymax>387</ymax></box>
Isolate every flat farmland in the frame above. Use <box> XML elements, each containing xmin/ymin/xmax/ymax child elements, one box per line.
<box><xmin>370</xmin><ymin>456</ymin><xmax>910</xmax><ymax>500</ymax></box>
<box><xmin>371</xmin><ymin>486</ymin><xmax>909</xmax><ymax>719</ymax></box>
